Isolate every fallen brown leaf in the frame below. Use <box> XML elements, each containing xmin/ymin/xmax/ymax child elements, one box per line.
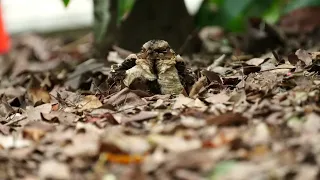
<box><xmin>148</xmin><ymin>134</ymin><xmax>201</xmax><ymax>153</ymax></box>
<box><xmin>303</xmin><ymin>113</ymin><xmax>320</xmax><ymax>134</ymax></box>
<box><xmin>38</xmin><ymin>160</ymin><xmax>71</xmax><ymax>180</ymax></box>
<box><xmin>22</xmin><ymin>121</ymin><xmax>55</xmax><ymax>142</ymax></box>
<box><xmin>0</xmin><ymin>96</ymin><xmax>14</xmax><ymax>118</ymax></box>
<box><xmin>41</xmin><ymin>111</ymin><xmax>80</xmax><ymax>125</ymax></box>
<box><xmin>100</xmin><ymin>130</ymin><xmax>151</xmax><ymax>154</ymax></box>
<box><xmin>78</xmin><ymin>95</ymin><xmax>102</xmax><ymax>111</ymax></box>
<box><xmin>26</xmin><ymin>103</ymin><xmax>52</xmax><ymax>121</ymax></box>
<box><xmin>206</xmin><ymin>113</ymin><xmax>248</xmax><ymax>126</ymax></box>
<box><xmin>104</xmin><ymin>88</ymin><xmax>147</xmax><ymax>111</ymax></box>
<box><xmin>28</xmin><ymin>88</ymin><xmax>51</xmax><ymax>104</ymax></box>
<box><xmin>205</xmin><ymin>91</ymin><xmax>230</xmax><ymax>104</ymax></box>
<box><xmin>246</xmin><ymin>58</ymin><xmax>266</xmax><ymax>66</ymax></box>
<box><xmin>296</xmin><ymin>49</ymin><xmax>313</xmax><ymax>66</ymax></box>
<box><xmin>173</xmin><ymin>94</ymin><xmax>206</xmax><ymax>110</ymax></box>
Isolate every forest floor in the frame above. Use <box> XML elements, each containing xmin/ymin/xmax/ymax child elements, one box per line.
<box><xmin>0</xmin><ymin>20</ymin><xmax>320</xmax><ymax>180</ymax></box>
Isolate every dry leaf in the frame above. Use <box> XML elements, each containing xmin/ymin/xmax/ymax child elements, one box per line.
<box><xmin>206</xmin><ymin>113</ymin><xmax>248</xmax><ymax>126</ymax></box>
<box><xmin>38</xmin><ymin>160</ymin><xmax>70</xmax><ymax>180</ymax></box>
<box><xmin>205</xmin><ymin>91</ymin><xmax>230</xmax><ymax>104</ymax></box>
<box><xmin>246</xmin><ymin>58</ymin><xmax>265</xmax><ymax>66</ymax></box>
<box><xmin>189</xmin><ymin>76</ymin><xmax>207</xmax><ymax>98</ymax></box>
<box><xmin>303</xmin><ymin>113</ymin><xmax>320</xmax><ymax>134</ymax></box>
<box><xmin>41</xmin><ymin>111</ymin><xmax>80</xmax><ymax>125</ymax></box>
<box><xmin>148</xmin><ymin>134</ymin><xmax>201</xmax><ymax>153</ymax></box>
<box><xmin>63</xmin><ymin>132</ymin><xmax>100</xmax><ymax>157</ymax></box>
<box><xmin>173</xmin><ymin>95</ymin><xmax>206</xmax><ymax>109</ymax></box>
<box><xmin>296</xmin><ymin>49</ymin><xmax>313</xmax><ymax>66</ymax></box>
<box><xmin>121</xmin><ymin>111</ymin><xmax>158</xmax><ymax>123</ymax></box>
<box><xmin>165</xmin><ymin>148</ymin><xmax>228</xmax><ymax>170</ymax></box>
<box><xmin>0</xmin><ymin>134</ymin><xmax>32</xmax><ymax>149</ymax></box>
<box><xmin>28</xmin><ymin>88</ymin><xmax>51</xmax><ymax>104</ymax></box>
<box><xmin>78</xmin><ymin>95</ymin><xmax>102</xmax><ymax>111</ymax></box>
<box><xmin>26</xmin><ymin>103</ymin><xmax>52</xmax><ymax>121</ymax></box>
<box><xmin>104</xmin><ymin>88</ymin><xmax>147</xmax><ymax>111</ymax></box>
<box><xmin>23</xmin><ymin>121</ymin><xmax>55</xmax><ymax>142</ymax></box>
<box><xmin>0</xmin><ymin>96</ymin><xmax>14</xmax><ymax>118</ymax></box>
<box><xmin>101</xmin><ymin>131</ymin><xmax>151</xmax><ymax>155</ymax></box>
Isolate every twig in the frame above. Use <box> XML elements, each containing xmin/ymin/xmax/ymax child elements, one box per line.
<box><xmin>258</xmin><ymin>67</ymin><xmax>293</xmax><ymax>73</ymax></box>
<box><xmin>5</xmin><ymin>116</ymin><xmax>27</xmax><ymax>126</ymax></box>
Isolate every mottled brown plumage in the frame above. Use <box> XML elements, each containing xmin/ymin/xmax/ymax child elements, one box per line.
<box><xmin>109</xmin><ymin>40</ymin><xmax>196</xmax><ymax>95</ymax></box>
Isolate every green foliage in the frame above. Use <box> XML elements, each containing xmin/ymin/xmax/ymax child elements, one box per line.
<box><xmin>196</xmin><ymin>0</ymin><xmax>320</xmax><ymax>32</ymax></box>
<box><xmin>284</xmin><ymin>0</ymin><xmax>320</xmax><ymax>13</ymax></box>
<box><xmin>118</xmin><ymin>0</ymin><xmax>135</xmax><ymax>23</ymax></box>
<box><xmin>208</xmin><ymin>160</ymin><xmax>236</xmax><ymax>180</ymax></box>
<box><xmin>61</xmin><ymin>0</ymin><xmax>320</xmax><ymax>32</ymax></box>
<box><xmin>263</xmin><ymin>0</ymin><xmax>285</xmax><ymax>24</ymax></box>
<box><xmin>196</xmin><ymin>0</ymin><xmax>275</xmax><ymax>32</ymax></box>
<box><xmin>62</xmin><ymin>0</ymin><xmax>70</xmax><ymax>7</ymax></box>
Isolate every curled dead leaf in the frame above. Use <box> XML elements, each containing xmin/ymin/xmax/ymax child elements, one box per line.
<box><xmin>189</xmin><ymin>76</ymin><xmax>207</xmax><ymax>98</ymax></box>
<box><xmin>296</xmin><ymin>49</ymin><xmax>313</xmax><ymax>66</ymax></box>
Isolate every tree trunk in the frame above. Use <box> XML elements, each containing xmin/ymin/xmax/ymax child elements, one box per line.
<box><xmin>117</xmin><ymin>0</ymin><xmax>200</xmax><ymax>54</ymax></box>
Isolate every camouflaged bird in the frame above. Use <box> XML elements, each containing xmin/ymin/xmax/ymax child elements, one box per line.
<box><xmin>110</xmin><ymin>40</ymin><xmax>196</xmax><ymax>95</ymax></box>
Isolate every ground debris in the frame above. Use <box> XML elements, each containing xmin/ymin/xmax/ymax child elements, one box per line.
<box><xmin>1</xmin><ymin>30</ymin><xmax>320</xmax><ymax>179</ymax></box>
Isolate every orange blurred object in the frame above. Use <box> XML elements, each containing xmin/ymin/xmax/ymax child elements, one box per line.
<box><xmin>104</xmin><ymin>153</ymin><xmax>145</xmax><ymax>164</ymax></box>
<box><xmin>0</xmin><ymin>5</ymin><xmax>10</xmax><ymax>54</ymax></box>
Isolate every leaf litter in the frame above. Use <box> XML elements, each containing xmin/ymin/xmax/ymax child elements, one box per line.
<box><xmin>0</xmin><ymin>25</ymin><xmax>320</xmax><ymax>180</ymax></box>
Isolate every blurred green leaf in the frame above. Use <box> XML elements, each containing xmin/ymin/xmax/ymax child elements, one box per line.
<box><xmin>62</xmin><ymin>0</ymin><xmax>70</xmax><ymax>7</ymax></box>
<box><xmin>263</xmin><ymin>0</ymin><xmax>284</xmax><ymax>24</ymax></box>
<box><xmin>196</xmin><ymin>0</ymin><xmax>278</xmax><ymax>32</ymax></box>
<box><xmin>118</xmin><ymin>0</ymin><xmax>135</xmax><ymax>23</ymax></box>
<box><xmin>209</xmin><ymin>160</ymin><xmax>236</xmax><ymax>180</ymax></box>
<box><xmin>195</xmin><ymin>0</ymin><xmax>216</xmax><ymax>27</ymax></box>
<box><xmin>93</xmin><ymin>0</ymin><xmax>110</xmax><ymax>44</ymax></box>
<box><xmin>284</xmin><ymin>0</ymin><xmax>320</xmax><ymax>14</ymax></box>
<box><xmin>220</xmin><ymin>0</ymin><xmax>253</xmax><ymax>19</ymax></box>
<box><xmin>196</xmin><ymin>0</ymin><xmax>280</xmax><ymax>32</ymax></box>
